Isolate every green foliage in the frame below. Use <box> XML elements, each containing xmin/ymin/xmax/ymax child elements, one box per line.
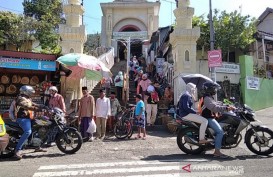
<box><xmin>193</xmin><ymin>9</ymin><xmax>257</xmax><ymax>60</ymax></box>
<box><xmin>0</xmin><ymin>11</ymin><xmax>37</xmax><ymax>50</ymax></box>
<box><xmin>84</xmin><ymin>33</ymin><xmax>101</xmax><ymax>54</ymax></box>
<box><xmin>23</xmin><ymin>0</ymin><xmax>64</xmax><ymax>54</ymax></box>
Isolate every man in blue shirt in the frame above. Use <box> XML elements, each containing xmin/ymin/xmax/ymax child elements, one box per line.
<box><xmin>134</xmin><ymin>94</ymin><xmax>146</xmax><ymax>140</ymax></box>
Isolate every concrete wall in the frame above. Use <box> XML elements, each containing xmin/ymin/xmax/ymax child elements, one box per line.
<box><xmin>240</xmin><ymin>55</ymin><xmax>273</xmax><ymax>111</ymax></box>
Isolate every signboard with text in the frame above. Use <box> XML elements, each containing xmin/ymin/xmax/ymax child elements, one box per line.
<box><xmin>246</xmin><ymin>76</ymin><xmax>260</xmax><ymax>90</ymax></box>
<box><xmin>113</xmin><ymin>31</ymin><xmax>148</xmax><ymax>40</ymax></box>
<box><xmin>0</xmin><ymin>57</ymin><xmax>56</xmax><ymax>71</ymax></box>
<box><xmin>208</xmin><ymin>50</ymin><xmax>222</xmax><ymax>67</ymax></box>
<box><xmin>215</xmin><ymin>63</ymin><xmax>240</xmax><ymax>74</ymax></box>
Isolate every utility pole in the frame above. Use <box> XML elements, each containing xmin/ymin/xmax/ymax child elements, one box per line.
<box><xmin>126</xmin><ymin>37</ymin><xmax>131</xmax><ymax>105</ymax></box>
<box><xmin>81</xmin><ymin>0</ymin><xmax>84</xmax><ymax>25</ymax></box>
<box><xmin>209</xmin><ymin>0</ymin><xmax>216</xmax><ymax>82</ymax></box>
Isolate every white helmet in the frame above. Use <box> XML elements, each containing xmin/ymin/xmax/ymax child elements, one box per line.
<box><xmin>49</xmin><ymin>86</ymin><xmax>58</xmax><ymax>92</ymax></box>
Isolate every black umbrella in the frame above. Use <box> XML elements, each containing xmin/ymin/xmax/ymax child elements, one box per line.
<box><xmin>181</xmin><ymin>74</ymin><xmax>215</xmax><ymax>90</ymax></box>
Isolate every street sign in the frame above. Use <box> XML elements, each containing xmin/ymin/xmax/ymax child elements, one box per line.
<box><xmin>208</xmin><ymin>50</ymin><xmax>222</xmax><ymax>67</ymax></box>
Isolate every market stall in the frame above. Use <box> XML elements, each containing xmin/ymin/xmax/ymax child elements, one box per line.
<box><xmin>0</xmin><ymin>50</ymin><xmax>58</xmax><ymax>114</ymax></box>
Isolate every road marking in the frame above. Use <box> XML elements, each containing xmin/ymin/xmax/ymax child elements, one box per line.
<box><xmin>38</xmin><ymin>160</ymin><xmax>180</xmax><ymax>170</ymax></box>
<box><xmin>33</xmin><ymin>161</ymin><xmax>243</xmax><ymax>177</ymax></box>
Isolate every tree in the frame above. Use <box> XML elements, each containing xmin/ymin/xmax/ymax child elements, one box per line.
<box><xmin>193</xmin><ymin>10</ymin><xmax>257</xmax><ymax>61</ymax></box>
<box><xmin>23</xmin><ymin>0</ymin><xmax>64</xmax><ymax>54</ymax></box>
<box><xmin>84</xmin><ymin>33</ymin><xmax>101</xmax><ymax>55</ymax></box>
<box><xmin>0</xmin><ymin>11</ymin><xmax>37</xmax><ymax>50</ymax></box>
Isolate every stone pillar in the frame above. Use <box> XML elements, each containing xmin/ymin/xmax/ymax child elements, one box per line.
<box><xmin>59</xmin><ymin>0</ymin><xmax>87</xmax><ymax>102</ymax></box>
<box><xmin>170</xmin><ymin>0</ymin><xmax>200</xmax><ymax>104</ymax></box>
<box><xmin>59</xmin><ymin>0</ymin><xmax>87</xmax><ymax>54</ymax></box>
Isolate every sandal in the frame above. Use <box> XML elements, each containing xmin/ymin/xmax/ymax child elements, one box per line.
<box><xmin>34</xmin><ymin>148</ymin><xmax>47</xmax><ymax>152</ymax></box>
<box><xmin>134</xmin><ymin>135</ymin><xmax>142</xmax><ymax>139</ymax></box>
<box><xmin>213</xmin><ymin>154</ymin><xmax>229</xmax><ymax>159</ymax></box>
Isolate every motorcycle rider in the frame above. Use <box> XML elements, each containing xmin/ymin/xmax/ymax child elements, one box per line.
<box><xmin>178</xmin><ymin>83</ymin><xmax>209</xmax><ymax>144</ymax></box>
<box><xmin>201</xmin><ymin>82</ymin><xmax>235</xmax><ymax>158</ymax></box>
<box><xmin>13</xmin><ymin>85</ymin><xmax>47</xmax><ymax>160</ymax></box>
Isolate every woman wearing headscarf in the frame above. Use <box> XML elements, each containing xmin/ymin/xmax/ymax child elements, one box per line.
<box><xmin>114</xmin><ymin>71</ymin><xmax>124</xmax><ymax>101</ymax></box>
<box><xmin>178</xmin><ymin>83</ymin><xmax>209</xmax><ymax>144</ymax></box>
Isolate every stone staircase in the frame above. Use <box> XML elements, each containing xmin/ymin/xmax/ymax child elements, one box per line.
<box><xmin>128</xmin><ymin>79</ymin><xmax>137</xmax><ymax>105</ymax></box>
<box><xmin>90</xmin><ymin>60</ymin><xmax>127</xmax><ymax>102</ymax></box>
<box><xmin>90</xmin><ymin>60</ymin><xmax>165</xmax><ymax>131</ymax></box>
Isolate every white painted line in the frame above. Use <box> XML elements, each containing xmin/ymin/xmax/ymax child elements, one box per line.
<box><xmin>34</xmin><ymin>162</ymin><xmax>243</xmax><ymax>177</ymax></box>
<box><xmin>38</xmin><ymin>160</ymin><xmax>180</xmax><ymax>170</ymax></box>
<box><xmin>33</xmin><ymin>166</ymin><xmax>180</xmax><ymax>177</ymax></box>
<box><xmin>116</xmin><ymin>170</ymin><xmax>242</xmax><ymax>177</ymax></box>
<box><xmin>117</xmin><ymin>173</ymin><xmax>181</xmax><ymax>177</ymax></box>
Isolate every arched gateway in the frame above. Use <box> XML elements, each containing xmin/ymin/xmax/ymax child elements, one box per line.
<box><xmin>100</xmin><ymin>0</ymin><xmax>160</xmax><ymax>59</ymax></box>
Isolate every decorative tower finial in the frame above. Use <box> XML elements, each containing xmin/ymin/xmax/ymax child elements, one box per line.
<box><xmin>178</xmin><ymin>0</ymin><xmax>190</xmax><ymax>7</ymax></box>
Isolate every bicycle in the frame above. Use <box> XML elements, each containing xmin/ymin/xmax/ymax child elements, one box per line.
<box><xmin>113</xmin><ymin>104</ymin><xmax>135</xmax><ymax>139</ymax></box>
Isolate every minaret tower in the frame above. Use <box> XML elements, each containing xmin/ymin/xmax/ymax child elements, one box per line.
<box><xmin>59</xmin><ymin>0</ymin><xmax>87</xmax><ymax>54</ymax></box>
<box><xmin>170</xmin><ymin>0</ymin><xmax>200</xmax><ymax>104</ymax></box>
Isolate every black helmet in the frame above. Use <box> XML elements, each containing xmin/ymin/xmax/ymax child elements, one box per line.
<box><xmin>202</xmin><ymin>82</ymin><xmax>220</xmax><ymax>95</ymax></box>
<box><xmin>19</xmin><ymin>85</ymin><xmax>35</xmax><ymax>97</ymax></box>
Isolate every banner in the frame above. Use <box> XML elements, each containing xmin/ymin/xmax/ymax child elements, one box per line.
<box><xmin>0</xmin><ymin>57</ymin><xmax>56</xmax><ymax>71</ymax></box>
<box><xmin>246</xmin><ymin>76</ymin><xmax>260</xmax><ymax>90</ymax></box>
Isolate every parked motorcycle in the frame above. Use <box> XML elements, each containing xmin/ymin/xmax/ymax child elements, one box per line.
<box><xmin>0</xmin><ymin>107</ymin><xmax>83</xmax><ymax>158</ymax></box>
<box><xmin>176</xmin><ymin>104</ymin><xmax>273</xmax><ymax>156</ymax></box>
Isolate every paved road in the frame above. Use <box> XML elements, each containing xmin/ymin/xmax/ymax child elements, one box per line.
<box><xmin>1</xmin><ymin>107</ymin><xmax>273</xmax><ymax>177</ymax></box>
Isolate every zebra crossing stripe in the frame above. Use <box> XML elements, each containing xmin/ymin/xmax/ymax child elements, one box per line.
<box><xmin>33</xmin><ymin>165</ymin><xmax>180</xmax><ymax>177</ymax></box>
<box><xmin>33</xmin><ymin>161</ymin><xmax>243</xmax><ymax>177</ymax></box>
<box><xmin>38</xmin><ymin>160</ymin><xmax>180</xmax><ymax>170</ymax></box>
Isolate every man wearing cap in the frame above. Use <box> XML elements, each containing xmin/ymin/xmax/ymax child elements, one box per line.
<box><xmin>108</xmin><ymin>91</ymin><xmax>122</xmax><ymax>132</ymax></box>
<box><xmin>78</xmin><ymin>87</ymin><xmax>95</xmax><ymax>141</ymax></box>
<box><xmin>95</xmin><ymin>89</ymin><xmax>111</xmax><ymax>140</ymax></box>
<box><xmin>134</xmin><ymin>94</ymin><xmax>146</xmax><ymax>140</ymax></box>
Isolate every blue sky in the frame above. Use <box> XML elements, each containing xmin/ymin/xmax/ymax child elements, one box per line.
<box><xmin>0</xmin><ymin>0</ymin><xmax>271</xmax><ymax>34</ymax></box>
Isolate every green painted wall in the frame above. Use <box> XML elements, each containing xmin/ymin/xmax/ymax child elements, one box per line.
<box><xmin>239</xmin><ymin>55</ymin><xmax>273</xmax><ymax>111</ymax></box>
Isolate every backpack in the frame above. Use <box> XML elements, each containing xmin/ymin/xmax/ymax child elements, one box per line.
<box><xmin>151</xmin><ymin>91</ymin><xmax>159</xmax><ymax>103</ymax></box>
<box><xmin>198</xmin><ymin>96</ymin><xmax>219</xmax><ymax>118</ymax></box>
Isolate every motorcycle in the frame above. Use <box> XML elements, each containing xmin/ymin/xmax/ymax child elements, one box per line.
<box><xmin>176</xmin><ymin>104</ymin><xmax>273</xmax><ymax>156</ymax></box>
<box><xmin>0</xmin><ymin>107</ymin><xmax>83</xmax><ymax>158</ymax></box>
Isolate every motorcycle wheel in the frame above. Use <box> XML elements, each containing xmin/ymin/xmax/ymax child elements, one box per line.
<box><xmin>177</xmin><ymin>127</ymin><xmax>204</xmax><ymax>155</ymax></box>
<box><xmin>114</xmin><ymin>119</ymin><xmax>133</xmax><ymax>139</ymax></box>
<box><xmin>0</xmin><ymin>134</ymin><xmax>16</xmax><ymax>158</ymax></box>
<box><xmin>55</xmin><ymin>129</ymin><xmax>83</xmax><ymax>154</ymax></box>
<box><xmin>245</xmin><ymin>127</ymin><xmax>273</xmax><ymax>156</ymax></box>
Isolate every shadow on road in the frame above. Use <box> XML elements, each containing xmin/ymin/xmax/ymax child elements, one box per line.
<box><xmin>140</xmin><ymin>153</ymin><xmax>213</xmax><ymax>162</ymax></box>
<box><xmin>22</xmin><ymin>153</ymin><xmax>67</xmax><ymax>159</ymax></box>
<box><xmin>234</xmin><ymin>154</ymin><xmax>273</xmax><ymax>160</ymax></box>
<box><xmin>140</xmin><ymin>153</ymin><xmax>273</xmax><ymax>162</ymax></box>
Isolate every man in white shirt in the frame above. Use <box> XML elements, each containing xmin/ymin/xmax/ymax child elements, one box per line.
<box><xmin>95</xmin><ymin>89</ymin><xmax>111</xmax><ymax>140</ymax></box>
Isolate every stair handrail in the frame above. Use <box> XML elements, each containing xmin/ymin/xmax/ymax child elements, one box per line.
<box><xmin>88</xmin><ymin>47</ymin><xmax>115</xmax><ymax>91</ymax></box>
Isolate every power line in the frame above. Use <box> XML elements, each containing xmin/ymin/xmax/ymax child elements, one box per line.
<box><xmin>84</xmin><ymin>15</ymin><xmax>101</xmax><ymax>21</ymax></box>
